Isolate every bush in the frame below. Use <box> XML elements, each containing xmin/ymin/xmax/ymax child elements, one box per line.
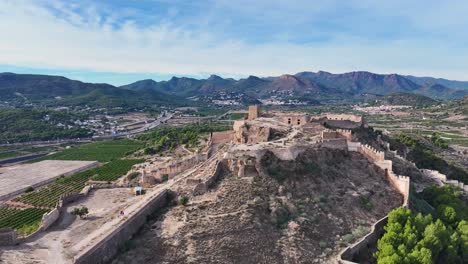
<box><xmin>127</xmin><ymin>172</ymin><xmax>140</xmax><ymax>181</ymax></box>
<box><xmin>144</xmin><ymin>147</ymin><xmax>157</xmax><ymax>155</ymax></box>
<box><xmin>359</xmin><ymin>196</ymin><xmax>373</xmax><ymax>210</ymax></box>
<box><xmin>162</xmin><ymin>174</ymin><xmax>169</xmax><ymax>182</ymax></box>
<box><xmin>72</xmin><ymin>206</ymin><xmax>89</xmax><ymax>219</ymax></box>
<box><xmin>179</xmin><ymin>196</ymin><xmax>189</xmax><ymax>206</ymax></box>
<box><xmin>24</xmin><ymin>186</ymin><xmax>34</xmax><ymax>193</ymax></box>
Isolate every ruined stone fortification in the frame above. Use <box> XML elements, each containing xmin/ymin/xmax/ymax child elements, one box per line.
<box><xmin>248</xmin><ymin>104</ymin><xmax>260</xmax><ymax>120</ymax></box>
<box><xmin>210</xmin><ymin>131</ymin><xmax>234</xmax><ymax>144</ymax></box>
<box><xmin>321</xmin><ymin>129</ymin><xmax>353</xmax><ymax>141</ymax></box>
<box><xmin>0</xmin><ymin>228</ymin><xmax>17</xmax><ymax>246</ymax></box>
<box><xmin>142</xmin><ymin>153</ymin><xmax>207</xmax><ymax>183</ymax></box>
<box><xmin>73</xmin><ymin>190</ymin><xmax>170</xmax><ymax>264</ymax></box>
<box><xmin>2</xmin><ymin>107</ymin><xmax>419</xmax><ymax>263</ymax></box>
<box><xmin>421</xmin><ymin>169</ymin><xmax>468</xmax><ymax>193</ymax></box>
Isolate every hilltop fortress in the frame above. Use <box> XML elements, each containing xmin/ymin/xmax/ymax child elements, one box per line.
<box><xmin>1</xmin><ymin>105</ymin><xmax>415</xmax><ymax>264</ymax></box>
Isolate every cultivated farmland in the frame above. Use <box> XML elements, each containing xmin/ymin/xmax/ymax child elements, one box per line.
<box><xmin>13</xmin><ymin>159</ymin><xmax>143</xmax><ymax>208</ymax></box>
<box><xmin>32</xmin><ymin>139</ymin><xmax>144</xmax><ymax>162</ymax></box>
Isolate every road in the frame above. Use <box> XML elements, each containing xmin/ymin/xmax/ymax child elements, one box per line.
<box><xmin>0</xmin><ymin>113</ymin><xmax>174</xmax><ymax>147</ymax></box>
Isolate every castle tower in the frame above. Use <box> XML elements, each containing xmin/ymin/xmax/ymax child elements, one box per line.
<box><xmin>248</xmin><ymin>105</ymin><xmax>260</xmax><ymax>120</ymax></box>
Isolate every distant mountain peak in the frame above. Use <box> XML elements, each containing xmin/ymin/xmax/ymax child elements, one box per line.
<box><xmin>207</xmin><ymin>74</ymin><xmax>223</xmax><ymax>81</ymax></box>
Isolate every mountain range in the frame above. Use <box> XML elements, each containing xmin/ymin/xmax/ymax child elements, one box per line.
<box><xmin>121</xmin><ymin>71</ymin><xmax>468</xmax><ymax>101</ymax></box>
<box><xmin>1</xmin><ymin>71</ymin><xmax>467</xmax><ymax>109</ymax></box>
<box><xmin>0</xmin><ymin>72</ymin><xmax>185</xmax><ymax>109</ymax></box>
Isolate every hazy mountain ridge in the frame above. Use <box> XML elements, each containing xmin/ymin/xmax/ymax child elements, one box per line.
<box><xmin>0</xmin><ymin>72</ymin><xmax>186</xmax><ymax>108</ymax></box>
<box><xmin>405</xmin><ymin>75</ymin><xmax>468</xmax><ymax>90</ymax></box>
<box><xmin>1</xmin><ymin>71</ymin><xmax>467</xmax><ymax>109</ymax></box>
<box><xmin>121</xmin><ymin>71</ymin><xmax>468</xmax><ymax>100</ymax></box>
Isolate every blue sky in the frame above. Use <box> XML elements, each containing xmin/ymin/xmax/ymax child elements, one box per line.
<box><xmin>1</xmin><ymin>0</ymin><xmax>467</xmax><ymax>85</ymax></box>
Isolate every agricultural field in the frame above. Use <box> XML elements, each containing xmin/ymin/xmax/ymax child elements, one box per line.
<box><xmin>13</xmin><ymin>159</ymin><xmax>143</xmax><ymax>208</ymax></box>
<box><xmin>0</xmin><ymin>208</ymin><xmax>49</xmax><ymax>235</ymax></box>
<box><xmin>0</xmin><ymin>145</ymin><xmax>58</xmax><ymax>160</ymax></box>
<box><xmin>31</xmin><ymin>139</ymin><xmax>144</xmax><ymax>162</ymax></box>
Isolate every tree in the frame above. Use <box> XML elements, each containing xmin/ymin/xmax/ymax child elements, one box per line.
<box><xmin>72</xmin><ymin>206</ymin><xmax>89</xmax><ymax>219</ymax></box>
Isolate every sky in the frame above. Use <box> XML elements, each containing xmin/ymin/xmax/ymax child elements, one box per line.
<box><xmin>1</xmin><ymin>0</ymin><xmax>468</xmax><ymax>85</ymax></box>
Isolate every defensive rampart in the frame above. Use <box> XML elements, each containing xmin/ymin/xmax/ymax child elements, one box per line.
<box><xmin>338</xmin><ymin>216</ymin><xmax>388</xmax><ymax>263</ymax></box>
<box><xmin>210</xmin><ymin>131</ymin><xmax>234</xmax><ymax>144</ymax></box>
<box><xmin>337</xmin><ymin>141</ymin><xmax>410</xmax><ymax>263</ymax></box>
<box><xmin>146</xmin><ymin>154</ymin><xmax>207</xmax><ymax>180</ymax></box>
<box><xmin>321</xmin><ymin>129</ymin><xmax>353</xmax><ymax>141</ymax></box>
<box><xmin>193</xmin><ymin>161</ymin><xmax>225</xmax><ymax>195</ymax></box>
<box><xmin>0</xmin><ymin>228</ymin><xmax>18</xmax><ymax>246</ymax></box>
<box><xmin>421</xmin><ymin>169</ymin><xmax>468</xmax><ymax>193</ymax></box>
<box><xmin>73</xmin><ymin>189</ymin><xmax>170</xmax><ymax>264</ymax></box>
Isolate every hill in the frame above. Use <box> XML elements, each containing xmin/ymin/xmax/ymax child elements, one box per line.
<box><xmin>373</xmin><ymin>93</ymin><xmax>438</xmax><ymax>106</ymax></box>
<box><xmin>0</xmin><ymin>108</ymin><xmax>91</xmax><ymax>143</ymax></box>
<box><xmin>0</xmin><ymin>73</ymin><xmax>186</xmax><ymax>109</ymax></box>
<box><xmin>405</xmin><ymin>75</ymin><xmax>468</xmax><ymax>90</ymax></box>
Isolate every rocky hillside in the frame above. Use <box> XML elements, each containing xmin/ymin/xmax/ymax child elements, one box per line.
<box><xmin>112</xmin><ymin>147</ymin><xmax>401</xmax><ymax>264</ymax></box>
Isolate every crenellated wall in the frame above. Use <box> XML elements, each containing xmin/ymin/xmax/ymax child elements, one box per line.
<box><xmin>421</xmin><ymin>169</ymin><xmax>468</xmax><ymax>193</ymax></box>
<box><xmin>337</xmin><ymin>140</ymin><xmax>411</xmax><ymax>263</ymax></box>
<box><xmin>324</xmin><ymin>114</ymin><xmax>363</xmax><ymax>123</ymax></box>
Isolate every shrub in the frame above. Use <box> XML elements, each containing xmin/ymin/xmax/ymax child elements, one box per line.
<box><xmin>127</xmin><ymin>172</ymin><xmax>140</xmax><ymax>181</ymax></box>
<box><xmin>144</xmin><ymin>147</ymin><xmax>157</xmax><ymax>155</ymax></box>
<box><xmin>179</xmin><ymin>196</ymin><xmax>189</xmax><ymax>206</ymax></box>
<box><xmin>161</xmin><ymin>174</ymin><xmax>169</xmax><ymax>182</ymax></box>
<box><xmin>359</xmin><ymin>196</ymin><xmax>373</xmax><ymax>210</ymax></box>
<box><xmin>72</xmin><ymin>206</ymin><xmax>89</xmax><ymax>219</ymax></box>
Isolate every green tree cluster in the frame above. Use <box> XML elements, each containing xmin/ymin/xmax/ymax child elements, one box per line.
<box><xmin>137</xmin><ymin>124</ymin><xmax>230</xmax><ymax>153</ymax></box>
<box><xmin>375</xmin><ymin>186</ymin><xmax>468</xmax><ymax>263</ymax></box>
<box><xmin>394</xmin><ymin>133</ymin><xmax>468</xmax><ymax>184</ymax></box>
<box><xmin>0</xmin><ymin>108</ymin><xmax>91</xmax><ymax>143</ymax></box>
<box><xmin>430</xmin><ymin>133</ymin><xmax>448</xmax><ymax>149</ymax></box>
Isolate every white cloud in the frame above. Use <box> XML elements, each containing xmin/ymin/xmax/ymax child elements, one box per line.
<box><xmin>0</xmin><ymin>0</ymin><xmax>467</xmax><ymax>80</ymax></box>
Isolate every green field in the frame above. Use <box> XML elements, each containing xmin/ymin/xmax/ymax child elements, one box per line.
<box><xmin>0</xmin><ymin>145</ymin><xmax>58</xmax><ymax>160</ymax></box>
<box><xmin>221</xmin><ymin>113</ymin><xmax>246</xmax><ymax>120</ymax></box>
<box><xmin>32</xmin><ymin>139</ymin><xmax>144</xmax><ymax>162</ymax></box>
<box><xmin>14</xmin><ymin>159</ymin><xmax>143</xmax><ymax>208</ymax></box>
<box><xmin>0</xmin><ymin>208</ymin><xmax>49</xmax><ymax>235</ymax></box>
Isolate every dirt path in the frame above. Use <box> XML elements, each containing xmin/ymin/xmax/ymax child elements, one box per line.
<box><xmin>0</xmin><ymin>188</ymin><xmax>141</xmax><ymax>264</ymax></box>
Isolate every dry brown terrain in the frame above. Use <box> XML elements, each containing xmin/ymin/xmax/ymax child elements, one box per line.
<box><xmin>112</xmin><ymin>148</ymin><xmax>402</xmax><ymax>264</ymax></box>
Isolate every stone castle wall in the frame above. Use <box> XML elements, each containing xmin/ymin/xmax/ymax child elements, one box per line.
<box><xmin>0</xmin><ymin>228</ymin><xmax>18</xmax><ymax>246</ymax></box>
<box><xmin>147</xmin><ymin>154</ymin><xmax>207</xmax><ymax>180</ymax></box>
<box><xmin>324</xmin><ymin>114</ymin><xmax>363</xmax><ymax>123</ymax></box>
<box><xmin>248</xmin><ymin>105</ymin><xmax>260</xmax><ymax>120</ymax></box>
<box><xmin>40</xmin><ymin>208</ymin><xmax>60</xmax><ymax>231</ymax></box>
<box><xmin>320</xmin><ymin>138</ymin><xmax>349</xmax><ymax>150</ymax></box>
<box><xmin>73</xmin><ymin>190</ymin><xmax>170</xmax><ymax>264</ymax></box>
<box><xmin>338</xmin><ymin>140</ymin><xmax>411</xmax><ymax>263</ymax></box>
<box><xmin>338</xmin><ymin>216</ymin><xmax>389</xmax><ymax>264</ymax></box>
<box><xmin>211</xmin><ymin>131</ymin><xmax>234</xmax><ymax>144</ymax></box>
<box><xmin>277</xmin><ymin>115</ymin><xmax>308</xmax><ymax>126</ymax></box>
<box><xmin>193</xmin><ymin>161</ymin><xmax>225</xmax><ymax>195</ymax></box>
<box><xmin>357</xmin><ymin>144</ymin><xmax>385</xmax><ymax>162</ymax></box>
<box><xmin>321</xmin><ymin>129</ymin><xmax>353</xmax><ymax>141</ymax></box>
<box><xmin>422</xmin><ymin>169</ymin><xmax>468</xmax><ymax>193</ymax></box>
